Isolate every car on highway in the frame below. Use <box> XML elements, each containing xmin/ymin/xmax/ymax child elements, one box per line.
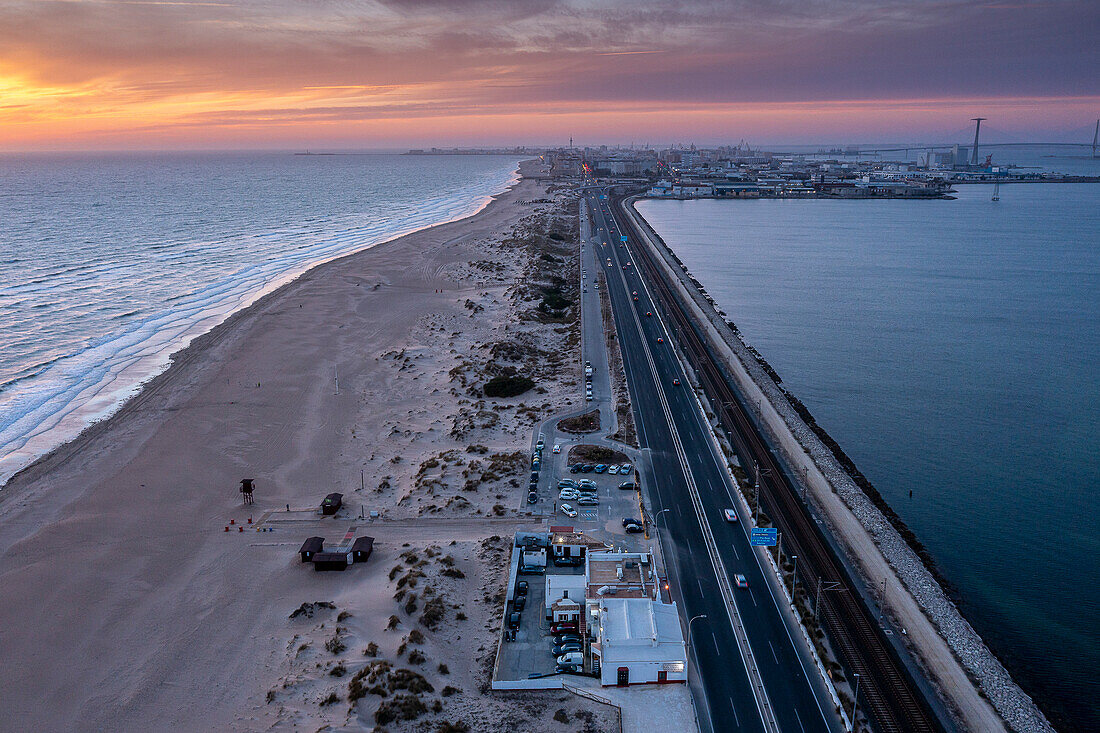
<box><xmin>672</xmin><ymin>378</ymin><xmax>680</xmax><ymax>386</ymax></box>
<box><xmin>577</xmin><ymin>497</ymin><xmax>599</xmax><ymax>506</ymax></box>
<box><xmin>724</xmin><ymin>508</ymin><xmax>738</xmax><ymax>522</ymax></box>
<box><xmin>553</xmin><ymin>444</ymin><xmax>561</xmax><ymax>454</ymax></box>
<box><xmin>632</xmin><ymin>291</ymin><xmax>637</xmax><ymax>296</ymax></box>
<box><xmin>560</xmin><ymin>503</ymin><xmax>578</xmax><ymax>517</ymax></box>
<box><xmin>633</xmin><ymin>296</ymin><xmax>638</xmax><ymax>301</ymax></box>
<box><xmin>734</xmin><ymin>574</ymin><xmax>749</xmax><ymax>589</ymax></box>
<box><xmin>657</xmin><ymin>337</ymin><xmax>664</xmax><ymax>343</ymax></box>
<box><xmin>646</xmin><ymin>311</ymin><xmax>652</xmax><ymax>317</ymax></box>
<box><xmin>620</xmin><ymin>463</ymin><xmax>632</xmax><ymax>473</ymax></box>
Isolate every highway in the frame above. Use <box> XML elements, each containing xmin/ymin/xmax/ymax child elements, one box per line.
<box><xmin>583</xmin><ymin>189</ymin><xmax>843</xmax><ymax>733</ymax></box>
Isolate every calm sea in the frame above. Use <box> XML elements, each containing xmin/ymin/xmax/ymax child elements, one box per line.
<box><xmin>637</xmin><ymin>178</ymin><xmax>1100</xmax><ymax>730</ymax></box>
<box><xmin>0</xmin><ymin>153</ymin><xmax>520</xmax><ymax>487</ymax></box>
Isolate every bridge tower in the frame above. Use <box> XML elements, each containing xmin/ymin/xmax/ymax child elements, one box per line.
<box><xmin>969</xmin><ymin>117</ymin><xmax>987</xmax><ymax>166</ymax></box>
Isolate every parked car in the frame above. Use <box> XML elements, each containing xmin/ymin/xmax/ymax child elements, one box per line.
<box><xmin>578</xmin><ymin>479</ymin><xmax>597</xmax><ymax>489</ymax></box>
<box><xmin>532</xmin><ymin>458</ymin><xmax>540</xmax><ymax>470</ymax></box>
<box><xmin>552</xmin><ymin>642</ymin><xmax>583</xmax><ymax>656</ymax></box>
<box><xmin>514</xmin><ymin>595</ymin><xmax>526</xmax><ymax>611</ymax></box>
<box><xmin>557</xmin><ymin>479</ymin><xmax>579</xmax><ymax>489</ymax></box>
<box><xmin>577</xmin><ymin>497</ymin><xmax>599</xmax><ymax>506</ymax></box>
<box><xmin>553</xmin><ymin>556</ymin><xmax>584</xmax><ymax>568</ymax></box>
<box><xmin>527</xmin><ymin>491</ymin><xmax>538</xmax><ymax>504</ymax></box>
<box><xmin>554</xmin><ymin>634</ymin><xmax>582</xmax><ymax>644</ymax></box>
<box><xmin>585</xmin><ymin>393</ymin><xmax>593</xmax><ymax>401</ymax></box>
<box><xmin>530</xmin><ymin>471</ymin><xmax>538</xmax><ymax>482</ymax></box>
<box><xmin>625</xmin><ymin>523</ymin><xmax>644</xmax><ymax>534</ymax></box>
<box><xmin>557</xmin><ymin>652</ymin><xmax>584</xmax><ymax>666</ymax></box>
<box><xmin>723</xmin><ymin>508</ymin><xmax>738</xmax><ymax>523</ymax></box>
<box><xmin>735</xmin><ymin>574</ymin><xmax>749</xmax><ymax>589</ymax></box>
<box><xmin>593</xmin><ymin>464</ymin><xmax>607</xmax><ymax>473</ymax></box>
<box><xmin>558</xmin><ymin>490</ymin><xmax>579</xmax><ymax>501</ymax></box>
<box><xmin>622</xmin><ymin>517</ymin><xmax>642</xmax><ymax>528</ymax></box>
<box><xmin>620</xmin><ymin>463</ymin><xmax>632</xmax><ymax>474</ymax></box>
<box><xmin>550</xmin><ymin>623</ymin><xmax>577</xmax><ymax>634</ymax></box>
<box><xmin>508</xmin><ymin>612</ymin><xmax>521</xmax><ymax>630</ymax></box>
<box><xmin>569</xmin><ymin>464</ymin><xmax>581</xmax><ymax>474</ymax></box>
<box><xmin>580</xmin><ymin>464</ymin><xmax>595</xmax><ymax>473</ymax></box>
<box><xmin>618</xmin><ymin>481</ymin><xmax>636</xmax><ymax>491</ymax></box>
<box><xmin>608</xmin><ymin>464</ymin><xmax>620</xmax><ymax>474</ymax></box>
<box><xmin>555</xmin><ymin>663</ymin><xmax>581</xmax><ymax>674</ymax></box>
<box><xmin>560</xmin><ymin>503</ymin><xmax>578</xmax><ymax>517</ymax></box>
<box><xmin>516</xmin><ymin>580</ymin><xmax>528</xmax><ymax>595</ymax></box>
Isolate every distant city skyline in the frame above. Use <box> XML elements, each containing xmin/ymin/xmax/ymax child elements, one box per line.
<box><xmin>0</xmin><ymin>0</ymin><xmax>1096</xmax><ymax>150</ymax></box>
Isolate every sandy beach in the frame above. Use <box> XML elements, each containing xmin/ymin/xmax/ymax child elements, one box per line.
<box><xmin>0</xmin><ymin>160</ymin><xmax>615</xmax><ymax>731</ymax></box>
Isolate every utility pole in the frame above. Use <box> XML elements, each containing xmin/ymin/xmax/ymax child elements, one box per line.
<box><xmin>792</xmin><ymin>555</ymin><xmax>799</xmax><ymax>599</ymax></box>
<box><xmin>1093</xmin><ymin>119</ymin><xmax>1099</xmax><ymax>159</ymax></box>
<box><xmin>753</xmin><ymin>460</ymin><xmax>761</xmax><ymax>525</ymax></box>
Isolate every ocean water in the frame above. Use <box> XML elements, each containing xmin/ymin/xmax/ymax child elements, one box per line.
<box><xmin>636</xmin><ymin>181</ymin><xmax>1100</xmax><ymax>730</ymax></box>
<box><xmin>0</xmin><ymin>153</ymin><xmax>520</xmax><ymax>487</ymax></box>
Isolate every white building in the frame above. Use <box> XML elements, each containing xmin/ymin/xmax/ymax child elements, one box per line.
<box><xmin>591</xmin><ymin>598</ymin><xmax>687</xmax><ymax>686</ymax></box>
<box><xmin>544</xmin><ymin>574</ymin><xmax>586</xmax><ymax>618</ymax></box>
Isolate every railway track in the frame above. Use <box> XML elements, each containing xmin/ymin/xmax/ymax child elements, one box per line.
<box><xmin>612</xmin><ymin>193</ymin><xmax>942</xmax><ymax>733</ymax></box>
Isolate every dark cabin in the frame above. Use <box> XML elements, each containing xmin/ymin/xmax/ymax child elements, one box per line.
<box><xmin>321</xmin><ymin>492</ymin><xmax>343</xmax><ymax>516</ymax></box>
<box><xmin>351</xmin><ymin>536</ymin><xmax>375</xmax><ymax>564</ymax></box>
<box><xmin>312</xmin><ymin>551</ymin><xmax>352</xmax><ymax>571</ymax></box>
<box><xmin>299</xmin><ymin>536</ymin><xmax>324</xmax><ymax>563</ymax></box>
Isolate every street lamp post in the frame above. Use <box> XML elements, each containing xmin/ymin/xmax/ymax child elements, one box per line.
<box><xmin>686</xmin><ymin>614</ymin><xmax>707</xmax><ymax>648</ymax></box>
<box><xmin>852</xmin><ymin>673</ymin><xmax>862</xmax><ymax>731</ymax></box>
<box><xmin>655</xmin><ymin>508</ymin><xmax>670</xmax><ymax>528</ymax></box>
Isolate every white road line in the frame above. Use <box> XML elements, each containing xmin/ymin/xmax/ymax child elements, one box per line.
<box><xmin>794</xmin><ymin>708</ymin><xmax>807</xmax><ymax>733</ymax></box>
<box><xmin>697</xmin><ymin>577</ymin><xmax>705</xmax><ymax>597</ymax></box>
<box><xmin>731</xmin><ymin>699</ymin><xmax>741</xmax><ymax>728</ymax></box>
<box><xmin>768</xmin><ymin>640</ymin><xmax>779</xmax><ymax>665</ymax></box>
<box><xmin>712</xmin><ymin>632</ymin><xmax>722</xmax><ymax>657</ymax></box>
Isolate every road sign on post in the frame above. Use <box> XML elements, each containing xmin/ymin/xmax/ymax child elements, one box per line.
<box><xmin>620</xmin><ymin>235</ymin><xmax>628</xmax><ymax>243</ymax></box>
<box><xmin>751</xmin><ymin>528</ymin><xmax>778</xmax><ymax>546</ymax></box>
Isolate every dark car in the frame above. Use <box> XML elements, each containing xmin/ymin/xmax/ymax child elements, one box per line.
<box><xmin>555</xmin><ymin>663</ymin><xmax>581</xmax><ymax>674</ymax></box>
<box><xmin>625</xmin><ymin>523</ymin><xmax>644</xmax><ymax>534</ymax></box>
<box><xmin>593</xmin><ymin>464</ymin><xmax>607</xmax><ymax>473</ymax></box>
<box><xmin>514</xmin><ymin>595</ymin><xmax>526</xmax><ymax>611</ymax></box>
<box><xmin>618</xmin><ymin>481</ymin><xmax>637</xmax><ymax>491</ymax></box>
<box><xmin>622</xmin><ymin>517</ymin><xmax>642</xmax><ymax>528</ymax></box>
<box><xmin>579</xmin><ymin>464</ymin><xmax>595</xmax><ymax>473</ymax></box>
<box><xmin>552</xmin><ymin>642</ymin><xmax>583</xmax><ymax>656</ymax></box>
<box><xmin>527</xmin><ymin>491</ymin><xmax>538</xmax><ymax>504</ymax></box>
<box><xmin>530</xmin><ymin>471</ymin><xmax>539</xmax><ymax>482</ymax></box>
<box><xmin>550</xmin><ymin>622</ymin><xmax>577</xmax><ymax>634</ymax></box>
<box><xmin>569</xmin><ymin>464</ymin><xmax>581</xmax><ymax>474</ymax></box>
<box><xmin>554</xmin><ymin>634</ymin><xmax>582</xmax><ymax>644</ymax></box>
<box><xmin>508</xmin><ymin>612</ymin><xmax>521</xmax><ymax>630</ymax></box>
<box><xmin>553</xmin><ymin>556</ymin><xmax>584</xmax><ymax>567</ymax></box>
<box><xmin>516</xmin><ymin>580</ymin><xmax>528</xmax><ymax>595</ymax></box>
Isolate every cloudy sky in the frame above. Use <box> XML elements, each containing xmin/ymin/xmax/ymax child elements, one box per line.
<box><xmin>1</xmin><ymin>0</ymin><xmax>1096</xmax><ymax>149</ymax></box>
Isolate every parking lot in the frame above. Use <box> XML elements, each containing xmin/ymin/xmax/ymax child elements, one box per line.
<box><xmin>496</xmin><ymin>560</ymin><xmax>587</xmax><ymax>682</ymax></box>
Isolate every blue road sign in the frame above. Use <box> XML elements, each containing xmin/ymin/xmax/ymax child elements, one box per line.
<box><xmin>751</xmin><ymin>527</ymin><xmax>778</xmax><ymax>546</ymax></box>
<box><xmin>620</xmin><ymin>235</ymin><xmax>628</xmax><ymax>243</ymax></box>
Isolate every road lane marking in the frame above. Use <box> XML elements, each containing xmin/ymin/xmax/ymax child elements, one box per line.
<box><xmin>730</xmin><ymin>699</ymin><xmax>741</xmax><ymax>728</ymax></box>
<box><xmin>712</xmin><ymin>632</ymin><xmax>722</xmax><ymax>657</ymax></box>
<box><xmin>768</xmin><ymin>640</ymin><xmax>779</xmax><ymax>665</ymax></box>
<box><xmin>794</xmin><ymin>708</ymin><xmax>807</xmax><ymax>733</ymax></box>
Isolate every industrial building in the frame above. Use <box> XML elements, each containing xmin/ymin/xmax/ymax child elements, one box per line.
<box><xmin>591</xmin><ymin>598</ymin><xmax>688</xmax><ymax>686</ymax></box>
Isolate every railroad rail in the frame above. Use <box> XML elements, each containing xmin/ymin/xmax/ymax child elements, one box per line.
<box><xmin>611</xmin><ymin>192</ymin><xmax>942</xmax><ymax>733</ymax></box>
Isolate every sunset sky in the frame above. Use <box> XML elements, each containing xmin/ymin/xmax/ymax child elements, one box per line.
<box><xmin>1</xmin><ymin>0</ymin><xmax>1097</xmax><ymax>150</ymax></box>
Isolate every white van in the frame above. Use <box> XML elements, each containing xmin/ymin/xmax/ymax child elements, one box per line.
<box><xmin>556</xmin><ymin>651</ymin><xmax>583</xmax><ymax>666</ymax></box>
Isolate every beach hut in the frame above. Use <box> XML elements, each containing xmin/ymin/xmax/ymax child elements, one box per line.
<box><xmin>313</xmin><ymin>551</ymin><xmax>352</xmax><ymax>571</ymax></box>
<box><xmin>299</xmin><ymin>536</ymin><xmax>324</xmax><ymax>563</ymax></box>
<box><xmin>351</xmin><ymin>536</ymin><xmax>375</xmax><ymax>564</ymax></box>
<box><xmin>321</xmin><ymin>493</ymin><xmax>343</xmax><ymax>516</ymax></box>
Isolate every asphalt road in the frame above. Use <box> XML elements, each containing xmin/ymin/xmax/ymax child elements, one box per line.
<box><xmin>585</xmin><ymin>189</ymin><xmax>843</xmax><ymax>733</ymax></box>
